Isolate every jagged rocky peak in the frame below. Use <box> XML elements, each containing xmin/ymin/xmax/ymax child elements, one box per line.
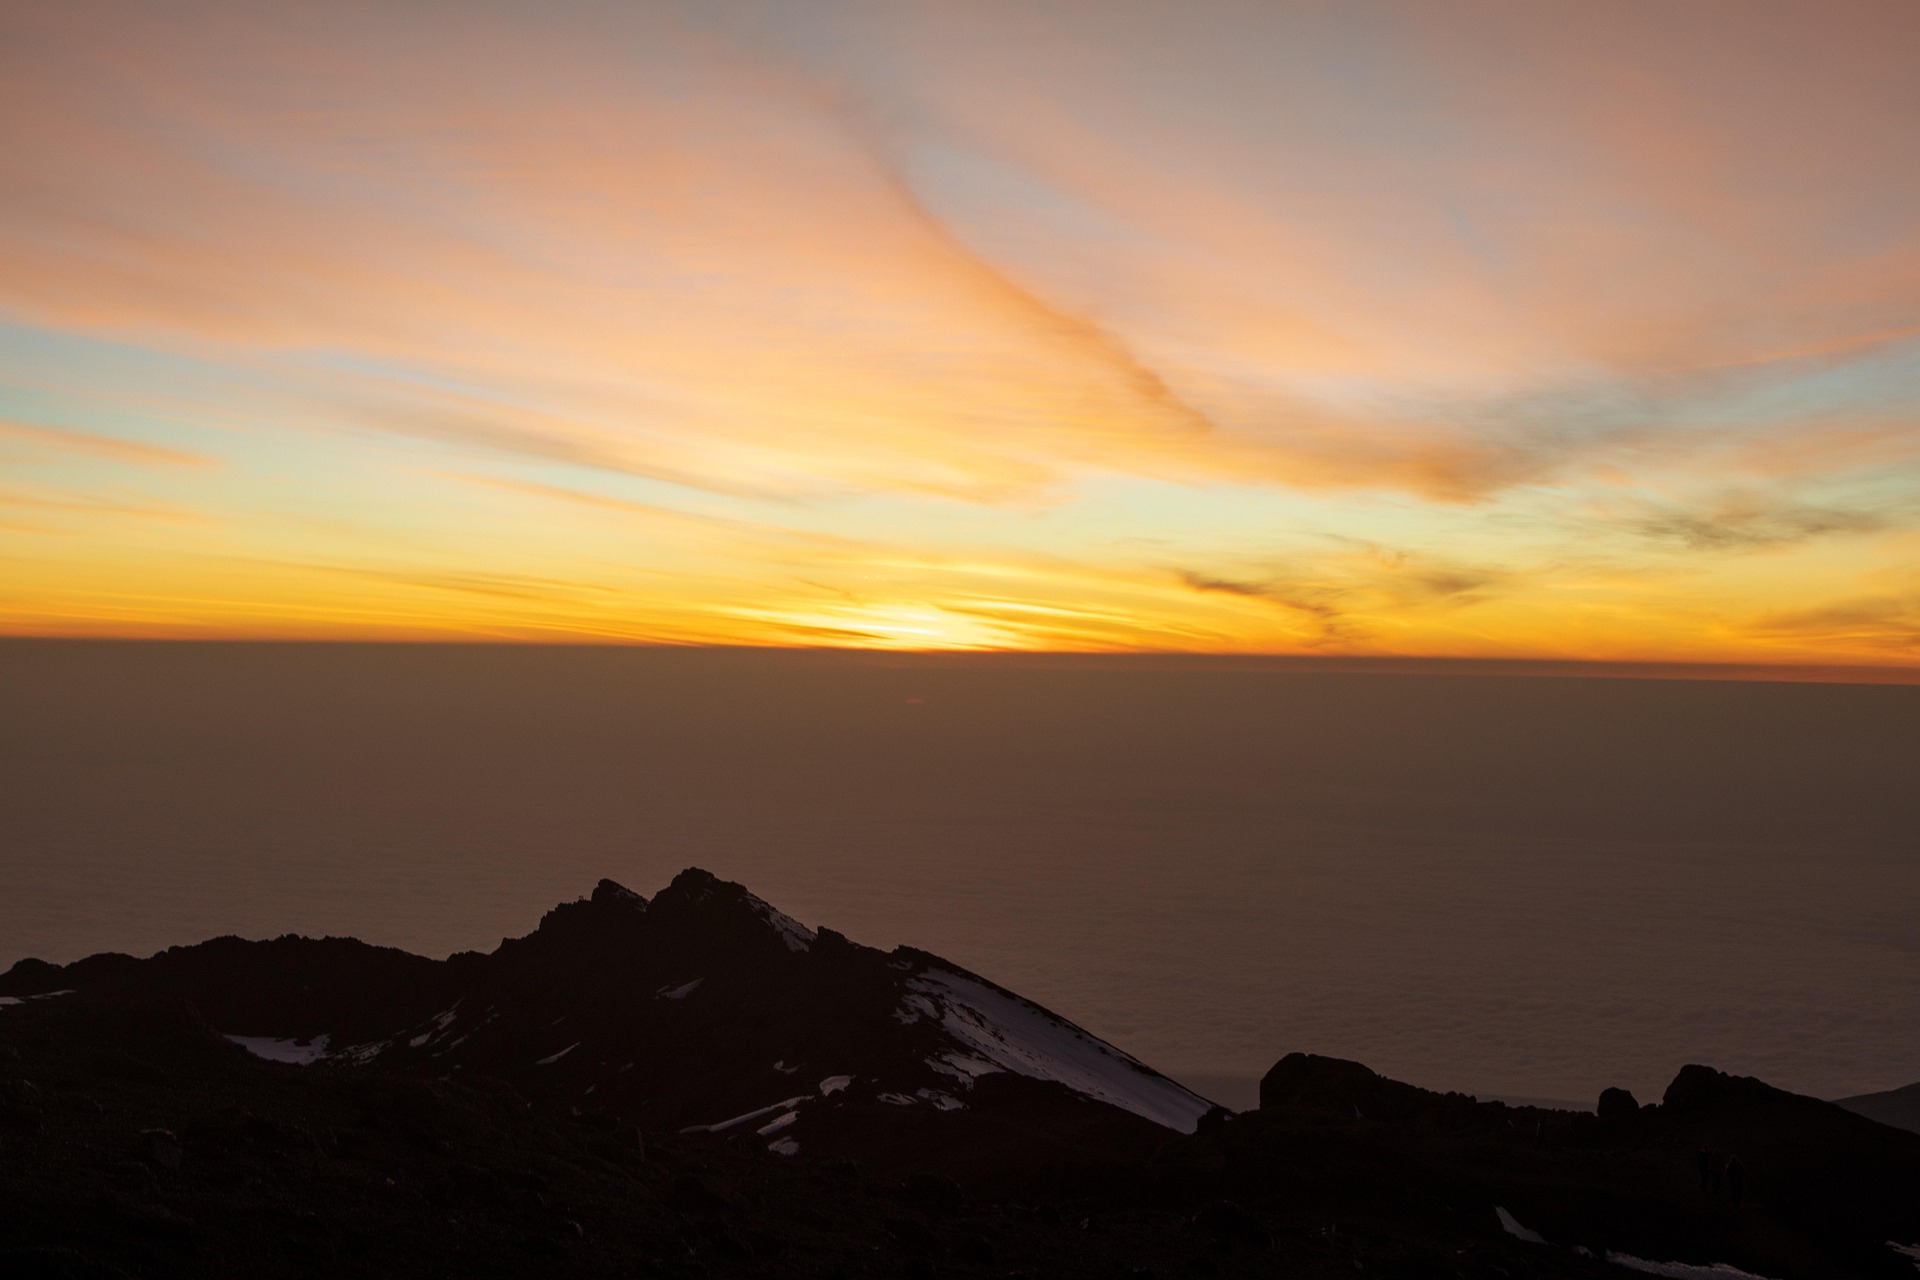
<box><xmin>1</xmin><ymin>955</ymin><xmax>62</xmax><ymax>988</ymax></box>
<box><xmin>515</xmin><ymin>877</ymin><xmax>651</xmax><ymax>953</ymax></box>
<box><xmin>591</xmin><ymin>877</ymin><xmax>647</xmax><ymax>908</ymax></box>
<box><xmin>1257</xmin><ymin>1052</ymin><xmax>1484</xmax><ymax>1125</ymax></box>
<box><xmin>1261</xmin><ymin>1052</ymin><xmax>1410</xmax><ymax>1113</ymax></box>
<box><xmin>1658</xmin><ymin>1062</ymin><xmax>1824</xmax><ymax>1116</ymax></box>
<box><xmin>646</xmin><ymin>867</ymin><xmax>817</xmax><ymax>954</ymax></box>
<box><xmin>1661</xmin><ymin>1062</ymin><xmax>1768</xmax><ymax>1110</ymax></box>
<box><xmin>1597</xmin><ymin>1085</ymin><xmax>1641</xmax><ymax>1122</ymax></box>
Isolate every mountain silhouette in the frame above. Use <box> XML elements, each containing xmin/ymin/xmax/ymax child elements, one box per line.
<box><xmin>5</xmin><ymin>873</ymin><xmax>1920</xmax><ymax>1279</ymax></box>
<box><xmin>2</xmin><ymin>869</ymin><xmax>1212</xmax><ymax>1162</ymax></box>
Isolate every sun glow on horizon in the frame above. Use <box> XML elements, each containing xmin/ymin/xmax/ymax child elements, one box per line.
<box><xmin>5</xmin><ymin>0</ymin><xmax>1920</xmax><ymax>669</ymax></box>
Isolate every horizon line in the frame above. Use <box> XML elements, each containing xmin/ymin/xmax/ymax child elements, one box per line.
<box><xmin>6</xmin><ymin>635</ymin><xmax>1919</xmax><ymax>686</ymax></box>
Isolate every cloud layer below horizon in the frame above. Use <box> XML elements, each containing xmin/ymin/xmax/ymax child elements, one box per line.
<box><xmin>5</xmin><ymin>0</ymin><xmax>1920</xmax><ymax>664</ymax></box>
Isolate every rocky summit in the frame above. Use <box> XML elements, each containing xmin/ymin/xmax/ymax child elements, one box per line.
<box><xmin>4</xmin><ymin>872</ymin><xmax>1920</xmax><ymax>1279</ymax></box>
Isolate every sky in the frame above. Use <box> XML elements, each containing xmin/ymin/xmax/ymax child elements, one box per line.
<box><xmin>4</xmin><ymin>0</ymin><xmax>1920</xmax><ymax>663</ymax></box>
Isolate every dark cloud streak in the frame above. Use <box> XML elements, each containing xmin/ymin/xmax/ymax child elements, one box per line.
<box><xmin>1632</xmin><ymin>496</ymin><xmax>1894</xmax><ymax>551</ymax></box>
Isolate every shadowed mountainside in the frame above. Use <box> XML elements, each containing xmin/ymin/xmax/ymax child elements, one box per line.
<box><xmin>3</xmin><ymin>869</ymin><xmax>1211</xmax><ymax>1159</ymax></box>
<box><xmin>5</xmin><ymin>872</ymin><xmax>1920</xmax><ymax>1279</ymax></box>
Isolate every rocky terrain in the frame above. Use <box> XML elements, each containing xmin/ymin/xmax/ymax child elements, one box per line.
<box><xmin>4</xmin><ymin>870</ymin><xmax>1918</xmax><ymax>1279</ymax></box>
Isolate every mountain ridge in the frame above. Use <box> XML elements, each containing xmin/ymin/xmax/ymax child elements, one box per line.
<box><xmin>0</xmin><ymin>868</ymin><xmax>1218</xmax><ymax>1150</ymax></box>
<box><xmin>8</xmin><ymin>872</ymin><xmax>1920</xmax><ymax>1279</ymax></box>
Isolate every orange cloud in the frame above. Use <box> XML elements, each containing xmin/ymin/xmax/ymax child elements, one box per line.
<box><xmin>3</xmin><ymin>0</ymin><xmax>1920</xmax><ymax>666</ymax></box>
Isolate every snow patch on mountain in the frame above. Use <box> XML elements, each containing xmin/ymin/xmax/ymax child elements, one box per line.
<box><xmin>893</xmin><ymin>992</ymin><xmax>939</xmax><ymax>1025</ymax></box>
<box><xmin>1606</xmin><ymin>1254</ymin><xmax>1777</xmax><ymax>1280</ymax></box>
<box><xmin>683</xmin><ymin>1095</ymin><xmax>812</xmax><ymax>1134</ymax></box>
<box><xmin>1496</xmin><ymin>1207</ymin><xmax>1546</xmax><ymax>1244</ymax></box>
<box><xmin>744</xmin><ymin>891</ymin><xmax>816</xmax><ymax>952</ymax></box>
<box><xmin>333</xmin><ymin>1040</ymin><xmax>387</xmax><ymax>1064</ymax></box>
<box><xmin>905</xmin><ymin>967</ymin><xmax>1213</xmax><ymax>1133</ymax></box>
<box><xmin>929</xmin><ymin>1052</ymin><xmax>998</xmax><ymax>1082</ymax></box>
<box><xmin>226</xmin><ymin>1035</ymin><xmax>331</xmax><ymax>1065</ymax></box>
<box><xmin>408</xmin><ymin>1007</ymin><xmax>459</xmax><ymax>1047</ymax></box>
<box><xmin>756</xmin><ymin>1111</ymin><xmax>798</xmax><ymax>1136</ymax></box>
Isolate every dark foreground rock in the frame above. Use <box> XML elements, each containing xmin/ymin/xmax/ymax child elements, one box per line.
<box><xmin>5</xmin><ymin>874</ymin><xmax>1919</xmax><ymax>1278</ymax></box>
<box><xmin>1</xmin><ymin>869</ymin><xmax>1210</xmax><ymax>1162</ymax></box>
<box><xmin>1244</xmin><ymin>1052</ymin><xmax>1920</xmax><ymax>1280</ymax></box>
<box><xmin>1</xmin><ymin>993</ymin><xmax>1604</xmax><ymax>1280</ymax></box>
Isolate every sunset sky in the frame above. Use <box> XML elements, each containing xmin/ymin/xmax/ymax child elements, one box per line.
<box><xmin>5</xmin><ymin>0</ymin><xmax>1920</xmax><ymax>663</ymax></box>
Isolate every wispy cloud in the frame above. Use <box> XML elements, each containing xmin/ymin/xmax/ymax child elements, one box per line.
<box><xmin>1177</xmin><ymin>569</ymin><xmax>1351</xmax><ymax>643</ymax></box>
<box><xmin>307</xmin><ymin>563</ymin><xmax>622</xmax><ymax>604</ymax></box>
<box><xmin>1178</xmin><ymin>571</ymin><xmax>1267</xmax><ymax>600</ymax></box>
<box><xmin>0</xmin><ymin>420</ymin><xmax>209</xmax><ymax>468</ymax></box>
<box><xmin>1632</xmin><ymin>498</ymin><xmax>1890</xmax><ymax>551</ymax></box>
<box><xmin>1174</xmin><ymin>542</ymin><xmax>1510</xmax><ymax>647</ymax></box>
<box><xmin>3</xmin><ymin>0</ymin><xmax>1920</xmax><ymax>666</ymax></box>
<box><xmin>1746</xmin><ymin>592</ymin><xmax>1920</xmax><ymax>652</ymax></box>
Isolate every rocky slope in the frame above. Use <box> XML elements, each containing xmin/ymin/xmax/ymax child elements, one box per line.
<box><xmin>5</xmin><ymin>872</ymin><xmax>1920</xmax><ymax>1280</ymax></box>
<box><xmin>1</xmin><ymin>870</ymin><xmax>1214</xmax><ymax>1164</ymax></box>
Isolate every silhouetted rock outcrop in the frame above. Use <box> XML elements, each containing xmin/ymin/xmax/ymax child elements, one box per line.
<box><xmin>1258</xmin><ymin>1051</ymin><xmax>1483</xmax><ymax>1125</ymax></box>
<box><xmin>1</xmin><ymin>869</ymin><xmax>1213</xmax><ymax>1161</ymax></box>
<box><xmin>8</xmin><ymin>875</ymin><xmax>1920</xmax><ymax>1278</ymax></box>
<box><xmin>1597</xmin><ymin>1085</ymin><xmax>1640</xmax><ymax>1122</ymax></box>
<box><xmin>1245</xmin><ymin>1050</ymin><xmax>1920</xmax><ymax>1279</ymax></box>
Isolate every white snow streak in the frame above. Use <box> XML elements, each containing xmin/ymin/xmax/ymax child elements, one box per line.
<box><xmin>818</xmin><ymin>1075</ymin><xmax>853</xmax><ymax>1096</ymax></box>
<box><xmin>1607</xmin><ymin>1254</ymin><xmax>1777</xmax><ymax>1280</ymax></box>
<box><xmin>0</xmin><ymin>990</ymin><xmax>74</xmax><ymax>1007</ymax></box>
<box><xmin>681</xmin><ymin>1095</ymin><xmax>811</xmax><ymax>1134</ymax></box>
<box><xmin>1496</xmin><ymin>1207</ymin><xmax>1546</xmax><ymax>1244</ymax></box>
<box><xmin>743</xmin><ymin>892</ymin><xmax>816</xmax><ymax>952</ymax></box>
<box><xmin>756</xmin><ymin>1111</ymin><xmax>798</xmax><ymax>1136</ymax></box>
<box><xmin>408</xmin><ymin>1007</ymin><xmax>459</xmax><ymax>1047</ymax></box>
<box><xmin>903</xmin><ymin>967</ymin><xmax>1213</xmax><ymax>1133</ymax></box>
<box><xmin>893</xmin><ymin>993</ymin><xmax>938</xmax><ymax>1025</ymax></box>
<box><xmin>767</xmin><ymin>1138</ymin><xmax>800</xmax><ymax>1156</ymax></box>
<box><xmin>225</xmin><ymin>1035</ymin><xmax>332</xmax><ymax>1065</ymax></box>
<box><xmin>929</xmin><ymin>1053</ymin><xmax>997</xmax><ymax>1082</ymax></box>
<box><xmin>536</xmin><ymin>1042</ymin><xmax>580</xmax><ymax>1066</ymax></box>
<box><xmin>656</xmin><ymin>979</ymin><xmax>703</xmax><ymax>1000</ymax></box>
